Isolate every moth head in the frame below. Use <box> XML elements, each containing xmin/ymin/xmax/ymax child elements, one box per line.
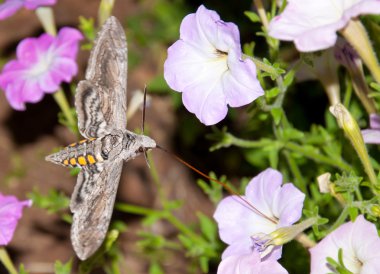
<box><xmin>137</xmin><ymin>135</ymin><xmax>156</xmax><ymax>152</ymax></box>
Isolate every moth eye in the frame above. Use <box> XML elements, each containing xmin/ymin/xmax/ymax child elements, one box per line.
<box><xmin>101</xmin><ymin>149</ymin><xmax>109</xmax><ymax>160</ymax></box>
<box><xmin>138</xmin><ymin>147</ymin><xmax>144</xmax><ymax>153</ymax></box>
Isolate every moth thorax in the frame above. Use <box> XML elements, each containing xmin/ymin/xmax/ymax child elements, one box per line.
<box><xmin>100</xmin><ymin>133</ymin><xmax>123</xmax><ymax>160</ymax></box>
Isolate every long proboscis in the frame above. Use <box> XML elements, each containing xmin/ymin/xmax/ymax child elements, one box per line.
<box><xmin>155</xmin><ymin>145</ymin><xmax>276</xmax><ymax>223</ymax></box>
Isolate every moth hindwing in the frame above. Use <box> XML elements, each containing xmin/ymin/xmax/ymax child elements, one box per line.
<box><xmin>45</xmin><ymin>16</ymin><xmax>156</xmax><ymax>260</ymax></box>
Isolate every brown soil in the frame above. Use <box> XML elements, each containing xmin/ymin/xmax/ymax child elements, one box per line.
<box><xmin>0</xmin><ymin>1</ymin><xmax>214</xmax><ymax>273</ymax></box>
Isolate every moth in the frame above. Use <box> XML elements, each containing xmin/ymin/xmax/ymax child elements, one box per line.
<box><xmin>46</xmin><ymin>16</ymin><xmax>156</xmax><ymax>260</ymax></box>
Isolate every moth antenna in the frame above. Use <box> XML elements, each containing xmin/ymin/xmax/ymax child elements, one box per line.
<box><xmin>156</xmin><ymin>145</ymin><xmax>276</xmax><ymax>223</ymax></box>
<box><xmin>142</xmin><ymin>85</ymin><xmax>148</xmax><ymax>134</ymax></box>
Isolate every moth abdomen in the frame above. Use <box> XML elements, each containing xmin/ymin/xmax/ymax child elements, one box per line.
<box><xmin>62</xmin><ymin>154</ymin><xmax>98</xmax><ymax>168</ymax></box>
<box><xmin>46</xmin><ymin>138</ymin><xmax>102</xmax><ymax>168</ymax></box>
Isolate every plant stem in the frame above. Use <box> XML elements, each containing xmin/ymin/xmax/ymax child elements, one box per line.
<box><xmin>283</xmin><ymin>142</ymin><xmax>352</xmax><ymax>172</ymax></box>
<box><xmin>53</xmin><ymin>89</ymin><xmax>77</xmax><ymax>133</ymax></box>
<box><xmin>283</xmin><ymin>151</ymin><xmax>307</xmax><ymax>193</ymax></box>
<box><xmin>115</xmin><ymin>203</ymin><xmax>205</xmax><ymax>245</ymax></box>
<box><xmin>326</xmin><ymin>206</ymin><xmax>349</xmax><ymax>234</ymax></box>
<box><xmin>295</xmin><ymin>233</ymin><xmax>316</xmax><ymax>248</ymax></box>
<box><xmin>252</xmin><ymin>0</ymin><xmax>269</xmax><ymax>29</ymax></box>
<box><xmin>0</xmin><ymin>247</ymin><xmax>18</xmax><ymax>274</ymax></box>
<box><xmin>147</xmin><ymin>151</ymin><xmax>166</xmax><ymax>202</ymax></box>
<box><xmin>243</xmin><ymin>55</ymin><xmax>280</xmax><ymax>78</ymax></box>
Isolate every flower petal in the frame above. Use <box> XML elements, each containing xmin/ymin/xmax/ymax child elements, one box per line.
<box><xmin>164</xmin><ymin>5</ymin><xmax>263</xmax><ymax>125</ymax></box>
<box><xmin>0</xmin><ymin>193</ymin><xmax>31</xmax><ymax>245</ymax></box>
<box><xmin>217</xmin><ymin>251</ymin><xmax>288</xmax><ymax>274</ymax></box>
<box><xmin>268</xmin><ymin>0</ymin><xmax>380</xmax><ymax>52</ymax></box>
<box><xmin>310</xmin><ymin>215</ymin><xmax>380</xmax><ymax>274</ymax></box>
<box><xmin>0</xmin><ymin>0</ymin><xmax>23</xmax><ymax>20</ymax></box>
<box><xmin>369</xmin><ymin>113</ymin><xmax>380</xmax><ymax>129</ymax></box>
<box><xmin>23</xmin><ymin>0</ymin><xmax>56</xmax><ymax>10</ymax></box>
<box><xmin>361</xmin><ymin>129</ymin><xmax>380</xmax><ymax>144</ymax></box>
<box><xmin>223</xmin><ymin>53</ymin><xmax>264</xmax><ymax>107</ymax></box>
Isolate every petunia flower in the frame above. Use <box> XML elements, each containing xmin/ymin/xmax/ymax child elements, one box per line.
<box><xmin>361</xmin><ymin>114</ymin><xmax>380</xmax><ymax>144</ymax></box>
<box><xmin>0</xmin><ymin>193</ymin><xmax>32</xmax><ymax>245</ymax></box>
<box><xmin>164</xmin><ymin>5</ymin><xmax>264</xmax><ymax>125</ymax></box>
<box><xmin>310</xmin><ymin>215</ymin><xmax>380</xmax><ymax>273</ymax></box>
<box><xmin>0</xmin><ymin>0</ymin><xmax>56</xmax><ymax>20</ymax></box>
<box><xmin>213</xmin><ymin>168</ymin><xmax>305</xmax><ymax>261</ymax></box>
<box><xmin>0</xmin><ymin>27</ymin><xmax>83</xmax><ymax>110</ymax></box>
<box><xmin>268</xmin><ymin>0</ymin><xmax>380</xmax><ymax>52</ymax></box>
<box><xmin>217</xmin><ymin>250</ymin><xmax>288</xmax><ymax>274</ymax></box>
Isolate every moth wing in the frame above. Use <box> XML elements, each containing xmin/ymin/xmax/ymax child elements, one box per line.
<box><xmin>76</xmin><ymin>16</ymin><xmax>127</xmax><ymax>138</ymax></box>
<box><xmin>70</xmin><ymin>160</ymin><xmax>123</xmax><ymax>260</ymax></box>
<box><xmin>75</xmin><ymin>80</ymin><xmax>113</xmax><ymax>138</ymax></box>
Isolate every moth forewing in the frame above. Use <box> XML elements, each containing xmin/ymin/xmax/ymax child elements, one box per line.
<box><xmin>83</xmin><ymin>16</ymin><xmax>128</xmax><ymax>130</ymax></box>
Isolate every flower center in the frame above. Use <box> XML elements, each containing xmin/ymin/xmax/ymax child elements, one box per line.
<box><xmin>29</xmin><ymin>49</ymin><xmax>54</xmax><ymax>77</ymax></box>
<box><xmin>250</xmin><ymin>233</ymin><xmax>275</xmax><ymax>258</ymax></box>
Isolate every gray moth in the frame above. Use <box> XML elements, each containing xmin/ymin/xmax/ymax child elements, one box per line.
<box><xmin>46</xmin><ymin>16</ymin><xmax>156</xmax><ymax>260</ymax></box>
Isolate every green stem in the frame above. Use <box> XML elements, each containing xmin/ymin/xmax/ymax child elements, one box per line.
<box><xmin>243</xmin><ymin>55</ymin><xmax>280</xmax><ymax>78</ymax></box>
<box><xmin>0</xmin><ymin>247</ymin><xmax>18</xmax><ymax>274</ymax></box>
<box><xmin>147</xmin><ymin>151</ymin><xmax>166</xmax><ymax>202</ymax></box>
<box><xmin>283</xmin><ymin>142</ymin><xmax>352</xmax><ymax>172</ymax></box>
<box><xmin>252</xmin><ymin>0</ymin><xmax>269</xmax><ymax>29</ymax></box>
<box><xmin>283</xmin><ymin>150</ymin><xmax>307</xmax><ymax>193</ymax></box>
<box><xmin>115</xmin><ymin>203</ymin><xmax>158</xmax><ymax>216</ymax></box>
<box><xmin>53</xmin><ymin>89</ymin><xmax>77</xmax><ymax>134</ymax></box>
<box><xmin>228</xmin><ymin>134</ymin><xmax>276</xmax><ymax>148</ymax></box>
<box><xmin>326</xmin><ymin>206</ymin><xmax>349</xmax><ymax>234</ymax></box>
<box><xmin>115</xmin><ymin>203</ymin><xmax>205</xmax><ymax>245</ymax></box>
<box><xmin>98</xmin><ymin>0</ymin><xmax>115</xmax><ymax>26</ymax></box>
<box><xmin>225</xmin><ymin>132</ymin><xmax>352</xmax><ymax>171</ymax></box>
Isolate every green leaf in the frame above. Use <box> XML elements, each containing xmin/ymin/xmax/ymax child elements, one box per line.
<box><xmin>54</xmin><ymin>259</ymin><xmax>72</xmax><ymax>274</ymax></box>
<box><xmin>28</xmin><ymin>188</ymin><xmax>70</xmax><ymax>214</ymax></box>
<box><xmin>270</xmin><ymin>108</ymin><xmax>282</xmax><ymax>125</ymax></box>
<box><xmin>244</xmin><ymin>11</ymin><xmax>261</xmax><ymax>23</ymax></box>
<box><xmin>283</xmin><ymin>70</ymin><xmax>295</xmax><ymax>88</ymax></box>
<box><xmin>199</xmin><ymin>256</ymin><xmax>209</xmax><ymax>273</ymax></box>
<box><xmin>197</xmin><ymin>212</ymin><xmax>217</xmax><ymax>242</ymax></box>
<box><xmin>19</xmin><ymin>264</ymin><xmax>29</xmax><ymax>274</ymax></box>
<box><xmin>266</xmin><ymin>87</ymin><xmax>280</xmax><ymax>99</ymax></box>
<box><xmin>149</xmin><ymin>262</ymin><xmax>164</xmax><ymax>274</ymax></box>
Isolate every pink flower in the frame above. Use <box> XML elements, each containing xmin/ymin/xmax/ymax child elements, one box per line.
<box><xmin>362</xmin><ymin>114</ymin><xmax>380</xmax><ymax>144</ymax></box>
<box><xmin>268</xmin><ymin>0</ymin><xmax>380</xmax><ymax>52</ymax></box>
<box><xmin>217</xmin><ymin>250</ymin><xmax>288</xmax><ymax>274</ymax></box>
<box><xmin>213</xmin><ymin>168</ymin><xmax>305</xmax><ymax>261</ymax></box>
<box><xmin>0</xmin><ymin>193</ymin><xmax>32</xmax><ymax>245</ymax></box>
<box><xmin>164</xmin><ymin>5</ymin><xmax>264</xmax><ymax>125</ymax></box>
<box><xmin>310</xmin><ymin>215</ymin><xmax>380</xmax><ymax>273</ymax></box>
<box><xmin>0</xmin><ymin>27</ymin><xmax>83</xmax><ymax>110</ymax></box>
<box><xmin>0</xmin><ymin>0</ymin><xmax>56</xmax><ymax>20</ymax></box>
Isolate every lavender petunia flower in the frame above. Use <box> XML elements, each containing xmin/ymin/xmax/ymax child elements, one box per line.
<box><xmin>361</xmin><ymin>114</ymin><xmax>380</xmax><ymax>144</ymax></box>
<box><xmin>268</xmin><ymin>0</ymin><xmax>380</xmax><ymax>52</ymax></box>
<box><xmin>0</xmin><ymin>27</ymin><xmax>83</xmax><ymax>110</ymax></box>
<box><xmin>217</xmin><ymin>250</ymin><xmax>288</xmax><ymax>274</ymax></box>
<box><xmin>310</xmin><ymin>215</ymin><xmax>380</xmax><ymax>273</ymax></box>
<box><xmin>0</xmin><ymin>193</ymin><xmax>32</xmax><ymax>245</ymax></box>
<box><xmin>213</xmin><ymin>168</ymin><xmax>305</xmax><ymax>261</ymax></box>
<box><xmin>0</xmin><ymin>0</ymin><xmax>56</xmax><ymax>20</ymax></box>
<box><xmin>164</xmin><ymin>5</ymin><xmax>264</xmax><ymax>125</ymax></box>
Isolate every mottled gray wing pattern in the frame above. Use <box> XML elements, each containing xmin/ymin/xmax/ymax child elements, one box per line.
<box><xmin>70</xmin><ymin>160</ymin><xmax>123</xmax><ymax>260</ymax></box>
<box><xmin>75</xmin><ymin>16</ymin><xmax>128</xmax><ymax>138</ymax></box>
